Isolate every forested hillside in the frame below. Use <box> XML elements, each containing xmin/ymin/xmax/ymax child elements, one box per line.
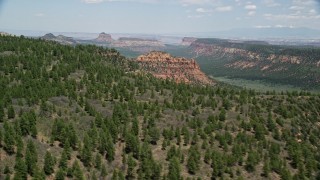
<box><xmin>0</xmin><ymin>35</ymin><xmax>319</xmax><ymax>180</ymax></box>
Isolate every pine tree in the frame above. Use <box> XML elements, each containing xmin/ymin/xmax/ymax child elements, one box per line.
<box><xmin>32</xmin><ymin>166</ymin><xmax>46</xmax><ymax>180</ymax></box>
<box><xmin>0</xmin><ymin>128</ymin><xmax>3</xmax><ymax>147</ymax></box>
<box><xmin>91</xmin><ymin>170</ymin><xmax>98</xmax><ymax>180</ymax></box>
<box><xmin>81</xmin><ymin>134</ymin><xmax>92</xmax><ymax>167</ymax></box>
<box><xmin>148</xmin><ymin>127</ymin><xmax>160</xmax><ymax>145</ymax></box>
<box><xmin>63</xmin><ymin>139</ymin><xmax>72</xmax><ymax>160</ymax></box>
<box><xmin>14</xmin><ymin>157</ymin><xmax>28</xmax><ymax>180</ymax></box>
<box><xmin>16</xmin><ymin>135</ymin><xmax>24</xmax><ymax>158</ymax></box>
<box><xmin>59</xmin><ymin>150</ymin><xmax>68</xmax><ymax>171</ymax></box>
<box><xmin>67</xmin><ymin>124</ymin><xmax>78</xmax><ymax>149</ymax></box>
<box><xmin>127</xmin><ymin>154</ymin><xmax>136</xmax><ymax>178</ymax></box>
<box><xmin>245</xmin><ymin>151</ymin><xmax>259</xmax><ymax>172</ymax></box>
<box><xmin>183</xmin><ymin>129</ymin><xmax>190</xmax><ymax>146</ymax></box>
<box><xmin>219</xmin><ymin>109</ymin><xmax>226</xmax><ymax>121</ymax></box>
<box><xmin>8</xmin><ymin>106</ymin><xmax>15</xmax><ymax>119</ymax></box>
<box><xmin>0</xmin><ymin>104</ymin><xmax>4</xmax><ymax>122</ymax></box>
<box><xmin>72</xmin><ymin>160</ymin><xmax>84</xmax><ymax>180</ymax></box>
<box><xmin>105</xmin><ymin>132</ymin><xmax>115</xmax><ymax>162</ymax></box>
<box><xmin>5</xmin><ymin>174</ymin><xmax>10</xmax><ymax>180</ymax></box>
<box><xmin>25</xmin><ymin>140</ymin><xmax>38</xmax><ymax>176</ymax></box>
<box><xmin>95</xmin><ymin>153</ymin><xmax>102</xmax><ymax>170</ymax></box>
<box><xmin>29</xmin><ymin>111</ymin><xmax>38</xmax><ymax>138</ymax></box>
<box><xmin>168</xmin><ymin>157</ymin><xmax>181</xmax><ymax>180</ymax></box>
<box><xmin>118</xmin><ymin>171</ymin><xmax>125</xmax><ymax>180</ymax></box>
<box><xmin>263</xmin><ymin>160</ymin><xmax>270</xmax><ymax>177</ymax></box>
<box><xmin>43</xmin><ymin>151</ymin><xmax>55</xmax><ymax>175</ymax></box>
<box><xmin>187</xmin><ymin>145</ymin><xmax>200</xmax><ymax>174</ymax></box>
<box><xmin>3</xmin><ymin>121</ymin><xmax>15</xmax><ymax>154</ymax></box>
<box><xmin>55</xmin><ymin>168</ymin><xmax>65</xmax><ymax>180</ymax></box>
<box><xmin>132</xmin><ymin>118</ymin><xmax>139</xmax><ymax>136</ymax></box>
<box><xmin>4</xmin><ymin>165</ymin><xmax>11</xmax><ymax>174</ymax></box>
<box><xmin>112</xmin><ymin>169</ymin><xmax>118</xmax><ymax>180</ymax></box>
<box><xmin>100</xmin><ymin>163</ymin><xmax>107</xmax><ymax>179</ymax></box>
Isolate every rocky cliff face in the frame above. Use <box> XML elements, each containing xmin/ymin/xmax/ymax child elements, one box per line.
<box><xmin>94</xmin><ymin>32</ymin><xmax>113</xmax><ymax>43</ymax></box>
<box><xmin>136</xmin><ymin>51</ymin><xmax>214</xmax><ymax>85</ymax></box>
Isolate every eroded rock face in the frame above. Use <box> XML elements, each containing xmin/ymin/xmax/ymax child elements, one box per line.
<box><xmin>95</xmin><ymin>32</ymin><xmax>113</xmax><ymax>43</ymax></box>
<box><xmin>136</xmin><ymin>51</ymin><xmax>214</xmax><ymax>85</ymax></box>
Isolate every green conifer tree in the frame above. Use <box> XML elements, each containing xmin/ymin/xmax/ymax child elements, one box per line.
<box><xmin>43</xmin><ymin>151</ymin><xmax>55</xmax><ymax>175</ymax></box>
<box><xmin>168</xmin><ymin>157</ymin><xmax>181</xmax><ymax>180</ymax></box>
<box><xmin>25</xmin><ymin>140</ymin><xmax>38</xmax><ymax>176</ymax></box>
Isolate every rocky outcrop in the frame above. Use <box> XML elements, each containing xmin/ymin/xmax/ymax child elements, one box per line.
<box><xmin>136</xmin><ymin>51</ymin><xmax>214</xmax><ymax>85</ymax></box>
<box><xmin>94</xmin><ymin>32</ymin><xmax>113</xmax><ymax>43</ymax></box>
<box><xmin>181</xmin><ymin>37</ymin><xmax>197</xmax><ymax>46</ymax></box>
<box><xmin>41</xmin><ymin>33</ymin><xmax>77</xmax><ymax>45</ymax></box>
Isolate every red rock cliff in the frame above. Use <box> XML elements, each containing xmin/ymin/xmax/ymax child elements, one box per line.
<box><xmin>136</xmin><ymin>51</ymin><xmax>214</xmax><ymax>85</ymax></box>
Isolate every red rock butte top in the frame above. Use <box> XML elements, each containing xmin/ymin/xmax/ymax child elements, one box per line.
<box><xmin>136</xmin><ymin>51</ymin><xmax>214</xmax><ymax>85</ymax></box>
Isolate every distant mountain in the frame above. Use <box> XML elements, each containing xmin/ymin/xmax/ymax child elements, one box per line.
<box><xmin>41</xmin><ymin>33</ymin><xmax>77</xmax><ymax>45</ymax></box>
<box><xmin>94</xmin><ymin>32</ymin><xmax>113</xmax><ymax>43</ymax></box>
<box><xmin>207</xmin><ymin>27</ymin><xmax>320</xmax><ymax>39</ymax></box>
<box><xmin>181</xmin><ymin>37</ymin><xmax>198</xmax><ymax>46</ymax></box>
<box><xmin>0</xmin><ymin>32</ymin><xmax>12</xmax><ymax>36</ymax></box>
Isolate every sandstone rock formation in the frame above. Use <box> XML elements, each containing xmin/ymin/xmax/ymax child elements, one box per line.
<box><xmin>94</xmin><ymin>32</ymin><xmax>113</xmax><ymax>43</ymax></box>
<box><xmin>136</xmin><ymin>51</ymin><xmax>214</xmax><ymax>85</ymax></box>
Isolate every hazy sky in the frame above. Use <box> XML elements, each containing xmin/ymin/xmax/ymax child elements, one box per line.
<box><xmin>0</xmin><ymin>0</ymin><xmax>320</xmax><ymax>34</ymax></box>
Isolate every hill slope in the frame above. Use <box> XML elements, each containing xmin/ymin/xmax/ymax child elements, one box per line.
<box><xmin>0</xmin><ymin>35</ymin><xmax>319</xmax><ymax>180</ymax></box>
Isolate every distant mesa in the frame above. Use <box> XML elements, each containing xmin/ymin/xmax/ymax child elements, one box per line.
<box><xmin>0</xmin><ymin>32</ymin><xmax>12</xmax><ymax>36</ymax></box>
<box><xmin>118</xmin><ymin>37</ymin><xmax>158</xmax><ymax>42</ymax></box>
<box><xmin>112</xmin><ymin>37</ymin><xmax>165</xmax><ymax>53</ymax></box>
<box><xmin>136</xmin><ymin>51</ymin><xmax>214</xmax><ymax>85</ymax></box>
<box><xmin>94</xmin><ymin>32</ymin><xmax>113</xmax><ymax>43</ymax></box>
<box><xmin>41</xmin><ymin>33</ymin><xmax>77</xmax><ymax>45</ymax></box>
<box><xmin>181</xmin><ymin>37</ymin><xmax>198</xmax><ymax>46</ymax></box>
<box><xmin>42</xmin><ymin>33</ymin><xmax>56</xmax><ymax>39</ymax></box>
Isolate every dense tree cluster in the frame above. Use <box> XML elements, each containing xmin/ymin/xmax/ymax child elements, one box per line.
<box><xmin>0</xmin><ymin>35</ymin><xmax>319</xmax><ymax>179</ymax></box>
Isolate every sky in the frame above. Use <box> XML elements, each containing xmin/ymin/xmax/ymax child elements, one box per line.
<box><xmin>0</xmin><ymin>0</ymin><xmax>320</xmax><ymax>34</ymax></box>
